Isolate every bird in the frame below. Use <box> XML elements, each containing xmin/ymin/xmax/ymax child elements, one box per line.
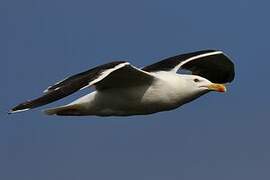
<box><xmin>9</xmin><ymin>50</ymin><xmax>235</xmax><ymax>116</ymax></box>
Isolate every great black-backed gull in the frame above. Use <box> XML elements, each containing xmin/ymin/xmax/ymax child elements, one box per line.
<box><xmin>10</xmin><ymin>50</ymin><xmax>235</xmax><ymax>116</ymax></box>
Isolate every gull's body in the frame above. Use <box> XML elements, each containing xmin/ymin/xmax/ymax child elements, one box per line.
<box><xmin>10</xmin><ymin>50</ymin><xmax>235</xmax><ymax>116</ymax></box>
<box><xmin>59</xmin><ymin>73</ymin><xmax>204</xmax><ymax>116</ymax></box>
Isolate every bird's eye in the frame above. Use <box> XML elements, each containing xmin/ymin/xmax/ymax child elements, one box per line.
<box><xmin>194</xmin><ymin>78</ymin><xmax>200</xmax><ymax>82</ymax></box>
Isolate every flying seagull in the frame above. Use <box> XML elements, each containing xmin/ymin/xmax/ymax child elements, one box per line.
<box><xmin>10</xmin><ymin>50</ymin><xmax>235</xmax><ymax>116</ymax></box>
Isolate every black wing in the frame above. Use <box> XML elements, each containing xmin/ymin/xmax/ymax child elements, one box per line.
<box><xmin>10</xmin><ymin>61</ymin><xmax>154</xmax><ymax>113</ymax></box>
<box><xmin>143</xmin><ymin>50</ymin><xmax>235</xmax><ymax>83</ymax></box>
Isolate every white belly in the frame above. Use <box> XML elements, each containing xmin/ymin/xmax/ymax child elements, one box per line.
<box><xmin>71</xmin><ymin>77</ymin><xmax>196</xmax><ymax>116</ymax></box>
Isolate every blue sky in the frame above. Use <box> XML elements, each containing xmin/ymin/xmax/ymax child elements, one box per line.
<box><xmin>2</xmin><ymin>0</ymin><xmax>270</xmax><ymax>179</ymax></box>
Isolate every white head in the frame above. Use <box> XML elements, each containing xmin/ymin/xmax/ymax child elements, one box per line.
<box><xmin>179</xmin><ymin>74</ymin><xmax>227</xmax><ymax>101</ymax></box>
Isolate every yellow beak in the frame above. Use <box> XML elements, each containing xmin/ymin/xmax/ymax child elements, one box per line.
<box><xmin>207</xmin><ymin>83</ymin><xmax>226</xmax><ymax>92</ymax></box>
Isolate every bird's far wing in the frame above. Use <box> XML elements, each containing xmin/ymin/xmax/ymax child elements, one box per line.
<box><xmin>94</xmin><ymin>64</ymin><xmax>155</xmax><ymax>90</ymax></box>
<box><xmin>10</xmin><ymin>61</ymin><xmax>155</xmax><ymax>113</ymax></box>
<box><xmin>142</xmin><ymin>50</ymin><xmax>235</xmax><ymax>83</ymax></box>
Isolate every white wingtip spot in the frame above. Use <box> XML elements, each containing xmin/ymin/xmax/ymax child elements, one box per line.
<box><xmin>43</xmin><ymin>86</ymin><xmax>60</xmax><ymax>93</ymax></box>
<box><xmin>43</xmin><ymin>86</ymin><xmax>52</xmax><ymax>93</ymax></box>
<box><xmin>8</xmin><ymin>108</ymin><xmax>30</xmax><ymax>114</ymax></box>
<box><xmin>43</xmin><ymin>89</ymin><xmax>49</xmax><ymax>93</ymax></box>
